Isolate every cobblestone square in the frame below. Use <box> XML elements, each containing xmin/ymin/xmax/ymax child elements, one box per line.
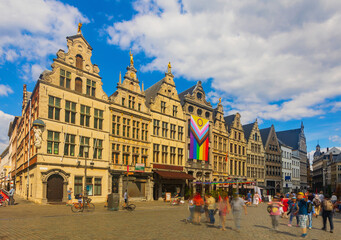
<box><xmin>0</xmin><ymin>197</ymin><xmax>340</xmax><ymax>240</ymax></box>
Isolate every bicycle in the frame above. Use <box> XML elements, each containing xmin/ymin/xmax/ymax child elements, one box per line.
<box><xmin>0</xmin><ymin>199</ymin><xmax>8</xmax><ymax>207</ymax></box>
<box><xmin>122</xmin><ymin>203</ymin><xmax>136</xmax><ymax>211</ymax></box>
<box><xmin>71</xmin><ymin>197</ymin><xmax>95</xmax><ymax>213</ymax></box>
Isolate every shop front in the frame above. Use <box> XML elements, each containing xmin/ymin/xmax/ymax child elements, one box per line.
<box><xmin>153</xmin><ymin>164</ymin><xmax>194</xmax><ymax>200</ymax></box>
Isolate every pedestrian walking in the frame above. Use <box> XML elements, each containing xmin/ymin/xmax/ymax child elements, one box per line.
<box><xmin>331</xmin><ymin>192</ymin><xmax>337</xmax><ymax>204</ymax></box>
<box><xmin>193</xmin><ymin>192</ymin><xmax>204</xmax><ymax>225</ymax></box>
<box><xmin>307</xmin><ymin>194</ymin><xmax>316</xmax><ymax>230</ymax></box>
<box><xmin>186</xmin><ymin>195</ymin><xmax>195</xmax><ymax>223</ymax></box>
<box><xmin>313</xmin><ymin>194</ymin><xmax>321</xmax><ymax>218</ymax></box>
<box><xmin>206</xmin><ymin>193</ymin><xmax>216</xmax><ymax>224</ymax></box>
<box><xmin>281</xmin><ymin>195</ymin><xmax>289</xmax><ymax>218</ymax></box>
<box><xmin>254</xmin><ymin>192</ymin><xmax>260</xmax><ymax>207</ymax></box>
<box><xmin>218</xmin><ymin>193</ymin><xmax>231</xmax><ymax>231</ymax></box>
<box><xmin>287</xmin><ymin>197</ymin><xmax>299</xmax><ymax>227</ymax></box>
<box><xmin>247</xmin><ymin>191</ymin><xmax>252</xmax><ymax>205</ymax></box>
<box><xmin>319</xmin><ymin>191</ymin><xmax>324</xmax><ymax>202</ymax></box>
<box><xmin>67</xmin><ymin>188</ymin><xmax>73</xmax><ymax>206</ymax></box>
<box><xmin>268</xmin><ymin>196</ymin><xmax>283</xmax><ymax>231</ymax></box>
<box><xmin>231</xmin><ymin>193</ymin><xmax>247</xmax><ymax>232</ymax></box>
<box><xmin>9</xmin><ymin>187</ymin><xmax>15</xmax><ymax>205</ymax></box>
<box><xmin>321</xmin><ymin>194</ymin><xmax>335</xmax><ymax>233</ymax></box>
<box><xmin>204</xmin><ymin>194</ymin><xmax>209</xmax><ymax>223</ymax></box>
<box><xmin>295</xmin><ymin>192</ymin><xmax>309</xmax><ymax>238</ymax></box>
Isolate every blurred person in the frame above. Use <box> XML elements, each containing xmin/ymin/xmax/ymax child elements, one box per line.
<box><xmin>186</xmin><ymin>195</ymin><xmax>195</xmax><ymax>223</ymax></box>
<box><xmin>331</xmin><ymin>193</ymin><xmax>337</xmax><ymax>204</ymax></box>
<box><xmin>231</xmin><ymin>193</ymin><xmax>247</xmax><ymax>232</ymax></box>
<box><xmin>295</xmin><ymin>192</ymin><xmax>309</xmax><ymax>238</ymax></box>
<box><xmin>307</xmin><ymin>194</ymin><xmax>316</xmax><ymax>229</ymax></box>
<box><xmin>268</xmin><ymin>196</ymin><xmax>283</xmax><ymax>231</ymax></box>
<box><xmin>193</xmin><ymin>192</ymin><xmax>204</xmax><ymax>225</ymax></box>
<box><xmin>218</xmin><ymin>192</ymin><xmax>231</xmax><ymax>231</ymax></box>
<box><xmin>319</xmin><ymin>191</ymin><xmax>324</xmax><ymax>202</ymax></box>
<box><xmin>254</xmin><ymin>192</ymin><xmax>260</xmax><ymax>207</ymax></box>
<box><xmin>206</xmin><ymin>193</ymin><xmax>216</xmax><ymax>224</ymax></box>
<box><xmin>281</xmin><ymin>195</ymin><xmax>289</xmax><ymax>218</ymax></box>
<box><xmin>313</xmin><ymin>194</ymin><xmax>321</xmax><ymax>218</ymax></box>
<box><xmin>287</xmin><ymin>197</ymin><xmax>299</xmax><ymax>227</ymax></box>
<box><xmin>67</xmin><ymin>188</ymin><xmax>73</xmax><ymax>206</ymax></box>
<box><xmin>321</xmin><ymin>194</ymin><xmax>335</xmax><ymax>233</ymax></box>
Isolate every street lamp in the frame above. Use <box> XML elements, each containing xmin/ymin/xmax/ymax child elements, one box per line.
<box><xmin>83</xmin><ymin>145</ymin><xmax>89</xmax><ymax>202</ymax></box>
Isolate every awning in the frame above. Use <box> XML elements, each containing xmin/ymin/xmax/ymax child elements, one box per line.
<box><xmin>155</xmin><ymin>171</ymin><xmax>194</xmax><ymax>180</ymax></box>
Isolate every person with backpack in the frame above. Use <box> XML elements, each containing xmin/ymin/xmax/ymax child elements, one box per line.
<box><xmin>313</xmin><ymin>194</ymin><xmax>321</xmax><ymax>218</ymax></box>
<box><xmin>295</xmin><ymin>192</ymin><xmax>309</xmax><ymax>238</ymax></box>
<box><xmin>321</xmin><ymin>194</ymin><xmax>335</xmax><ymax>233</ymax></box>
<box><xmin>307</xmin><ymin>194</ymin><xmax>316</xmax><ymax>229</ymax></box>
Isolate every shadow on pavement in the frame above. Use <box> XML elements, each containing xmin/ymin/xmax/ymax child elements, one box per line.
<box><xmin>254</xmin><ymin>224</ymin><xmax>297</xmax><ymax>237</ymax></box>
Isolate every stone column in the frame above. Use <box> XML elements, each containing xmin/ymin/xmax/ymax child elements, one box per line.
<box><xmin>118</xmin><ymin>175</ymin><xmax>123</xmax><ymax>203</ymax></box>
<box><xmin>158</xmin><ymin>182</ymin><xmax>162</xmax><ymax>201</ymax></box>
<box><xmin>42</xmin><ymin>181</ymin><xmax>47</xmax><ymax>204</ymax></box>
<box><xmin>62</xmin><ymin>182</ymin><xmax>68</xmax><ymax>203</ymax></box>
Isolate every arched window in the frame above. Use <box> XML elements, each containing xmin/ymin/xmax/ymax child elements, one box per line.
<box><xmin>76</xmin><ymin>55</ymin><xmax>83</xmax><ymax>69</ymax></box>
<box><xmin>75</xmin><ymin>78</ymin><xmax>82</xmax><ymax>93</ymax></box>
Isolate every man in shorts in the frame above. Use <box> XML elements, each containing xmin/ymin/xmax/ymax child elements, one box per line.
<box><xmin>295</xmin><ymin>192</ymin><xmax>309</xmax><ymax>238</ymax></box>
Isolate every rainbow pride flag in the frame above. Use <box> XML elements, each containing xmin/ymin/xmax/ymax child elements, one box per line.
<box><xmin>189</xmin><ymin>115</ymin><xmax>209</xmax><ymax>161</ymax></box>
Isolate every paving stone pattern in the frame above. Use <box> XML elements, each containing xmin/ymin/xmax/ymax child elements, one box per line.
<box><xmin>0</xmin><ymin>197</ymin><xmax>340</xmax><ymax>240</ymax></box>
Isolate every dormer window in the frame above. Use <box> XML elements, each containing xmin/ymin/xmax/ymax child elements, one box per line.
<box><xmin>197</xmin><ymin>92</ymin><xmax>202</xmax><ymax>99</ymax></box>
<box><xmin>75</xmin><ymin>78</ymin><xmax>82</xmax><ymax>93</ymax></box>
<box><xmin>76</xmin><ymin>55</ymin><xmax>83</xmax><ymax>69</ymax></box>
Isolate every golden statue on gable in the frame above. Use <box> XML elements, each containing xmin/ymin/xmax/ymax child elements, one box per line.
<box><xmin>77</xmin><ymin>23</ymin><xmax>82</xmax><ymax>33</ymax></box>
<box><xmin>219</xmin><ymin>97</ymin><xmax>222</xmax><ymax>103</ymax></box>
<box><xmin>167</xmin><ymin>62</ymin><xmax>172</xmax><ymax>73</ymax></box>
<box><xmin>129</xmin><ymin>49</ymin><xmax>134</xmax><ymax>66</ymax></box>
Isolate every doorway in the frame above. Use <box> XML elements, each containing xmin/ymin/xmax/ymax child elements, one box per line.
<box><xmin>47</xmin><ymin>174</ymin><xmax>64</xmax><ymax>202</ymax></box>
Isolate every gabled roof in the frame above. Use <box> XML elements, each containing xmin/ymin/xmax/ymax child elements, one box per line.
<box><xmin>325</xmin><ymin>147</ymin><xmax>341</xmax><ymax>155</ymax></box>
<box><xmin>259</xmin><ymin>127</ymin><xmax>271</xmax><ymax>146</ymax></box>
<box><xmin>224</xmin><ymin>114</ymin><xmax>236</xmax><ymax>129</ymax></box>
<box><xmin>144</xmin><ymin>79</ymin><xmax>165</xmax><ymax>107</ymax></box>
<box><xmin>276</xmin><ymin>128</ymin><xmax>301</xmax><ymax>150</ymax></box>
<box><xmin>178</xmin><ymin>85</ymin><xmax>196</xmax><ymax>105</ymax></box>
<box><xmin>242</xmin><ymin>122</ymin><xmax>254</xmax><ymax>141</ymax></box>
<box><xmin>66</xmin><ymin>34</ymin><xmax>93</xmax><ymax>50</ymax></box>
<box><xmin>278</xmin><ymin>138</ymin><xmax>292</xmax><ymax>149</ymax></box>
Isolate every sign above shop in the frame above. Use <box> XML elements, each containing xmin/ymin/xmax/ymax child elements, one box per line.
<box><xmin>135</xmin><ymin>163</ymin><xmax>145</xmax><ymax>172</ymax></box>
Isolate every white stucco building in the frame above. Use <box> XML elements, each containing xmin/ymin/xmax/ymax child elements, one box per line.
<box><xmin>279</xmin><ymin>140</ymin><xmax>293</xmax><ymax>193</ymax></box>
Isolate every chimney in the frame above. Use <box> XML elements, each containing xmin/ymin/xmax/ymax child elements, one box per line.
<box><xmin>22</xmin><ymin>84</ymin><xmax>27</xmax><ymax>110</ymax></box>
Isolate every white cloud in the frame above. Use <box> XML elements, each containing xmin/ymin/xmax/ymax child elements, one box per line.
<box><xmin>0</xmin><ymin>0</ymin><xmax>88</xmax><ymax>81</ymax></box>
<box><xmin>0</xmin><ymin>110</ymin><xmax>14</xmax><ymax>153</ymax></box>
<box><xmin>106</xmin><ymin>0</ymin><xmax>341</xmax><ymax>122</ymax></box>
<box><xmin>329</xmin><ymin>135</ymin><xmax>341</xmax><ymax>144</ymax></box>
<box><xmin>0</xmin><ymin>84</ymin><xmax>13</xmax><ymax>96</ymax></box>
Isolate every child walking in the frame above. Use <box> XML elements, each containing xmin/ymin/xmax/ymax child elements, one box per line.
<box><xmin>268</xmin><ymin>196</ymin><xmax>283</xmax><ymax>231</ymax></box>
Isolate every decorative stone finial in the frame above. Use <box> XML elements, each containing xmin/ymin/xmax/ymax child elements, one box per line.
<box><xmin>119</xmin><ymin>72</ymin><xmax>121</xmax><ymax>84</ymax></box>
<box><xmin>142</xmin><ymin>81</ymin><xmax>144</xmax><ymax>92</ymax></box>
<box><xmin>219</xmin><ymin>97</ymin><xmax>221</xmax><ymax>104</ymax></box>
<box><xmin>77</xmin><ymin>23</ymin><xmax>82</xmax><ymax>34</ymax></box>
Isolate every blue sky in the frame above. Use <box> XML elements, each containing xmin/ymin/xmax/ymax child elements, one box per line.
<box><xmin>1</xmin><ymin>0</ymin><xmax>341</xmax><ymax>157</ymax></box>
